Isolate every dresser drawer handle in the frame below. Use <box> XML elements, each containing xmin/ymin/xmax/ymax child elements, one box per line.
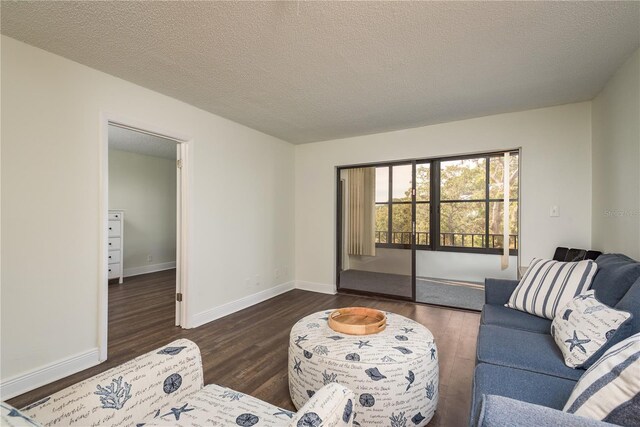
<box><xmin>109</xmin><ymin>255</ymin><xmax>112</xmax><ymax>259</ymax></box>
<box><xmin>109</xmin><ymin>268</ymin><xmax>112</xmax><ymax>272</ymax></box>
<box><xmin>109</xmin><ymin>227</ymin><xmax>112</xmax><ymax>230</ymax></box>
<box><xmin>109</xmin><ymin>243</ymin><xmax>112</xmax><ymax>246</ymax></box>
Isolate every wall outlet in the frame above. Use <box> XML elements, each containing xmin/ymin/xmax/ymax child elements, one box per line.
<box><xmin>147</xmin><ymin>255</ymin><xmax>153</xmax><ymax>262</ymax></box>
<box><xmin>550</xmin><ymin>205</ymin><xmax>560</xmax><ymax>217</ymax></box>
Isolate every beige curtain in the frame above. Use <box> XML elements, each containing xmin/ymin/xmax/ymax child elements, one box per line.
<box><xmin>501</xmin><ymin>152</ymin><xmax>510</xmax><ymax>270</ymax></box>
<box><xmin>347</xmin><ymin>167</ymin><xmax>376</xmax><ymax>256</ymax></box>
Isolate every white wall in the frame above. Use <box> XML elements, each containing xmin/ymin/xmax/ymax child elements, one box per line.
<box><xmin>348</xmin><ymin>249</ymin><xmax>412</xmax><ymax>276</ymax></box>
<box><xmin>348</xmin><ymin>249</ymin><xmax>517</xmax><ymax>283</ymax></box>
<box><xmin>416</xmin><ymin>252</ymin><xmax>518</xmax><ymax>283</ymax></box>
<box><xmin>108</xmin><ymin>149</ymin><xmax>177</xmax><ymax>274</ymax></box>
<box><xmin>592</xmin><ymin>49</ymin><xmax>640</xmax><ymax>260</ymax></box>
<box><xmin>295</xmin><ymin>103</ymin><xmax>593</xmax><ymax>290</ymax></box>
<box><xmin>1</xmin><ymin>36</ymin><xmax>295</xmax><ymax>389</ymax></box>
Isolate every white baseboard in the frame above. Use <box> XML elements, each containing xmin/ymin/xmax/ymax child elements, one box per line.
<box><xmin>295</xmin><ymin>281</ymin><xmax>336</xmax><ymax>295</ymax></box>
<box><xmin>189</xmin><ymin>281</ymin><xmax>295</xmax><ymax>328</ymax></box>
<box><xmin>124</xmin><ymin>261</ymin><xmax>176</xmax><ymax>278</ymax></box>
<box><xmin>0</xmin><ymin>348</ymin><xmax>100</xmax><ymax>400</ymax></box>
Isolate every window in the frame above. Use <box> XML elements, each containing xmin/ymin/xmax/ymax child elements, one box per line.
<box><xmin>371</xmin><ymin>151</ymin><xmax>518</xmax><ymax>254</ymax></box>
<box><xmin>375</xmin><ymin>164</ymin><xmax>414</xmax><ymax>247</ymax></box>
<box><xmin>439</xmin><ymin>157</ymin><xmax>487</xmax><ymax>249</ymax></box>
<box><xmin>415</xmin><ymin>162</ymin><xmax>430</xmax><ymax>246</ymax></box>
<box><xmin>439</xmin><ymin>154</ymin><xmax>518</xmax><ymax>253</ymax></box>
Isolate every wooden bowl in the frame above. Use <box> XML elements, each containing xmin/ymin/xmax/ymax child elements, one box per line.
<box><xmin>328</xmin><ymin>307</ymin><xmax>386</xmax><ymax>335</ymax></box>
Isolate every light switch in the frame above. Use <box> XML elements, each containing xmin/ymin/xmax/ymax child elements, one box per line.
<box><xmin>550</xmin><ymin>205</ymin><xmax>560</xmax><ymax>217</ymax></box>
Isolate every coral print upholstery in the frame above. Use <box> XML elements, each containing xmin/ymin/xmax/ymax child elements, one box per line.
<box><xmin>22</xmin><ymin>339</ymin><xmax>204</xmax><ymax>426</ymax></box>
<box><xmin>10</xmin><ymin>339</ymin><xmax>355</xmax><ymax>427</ymax></box>
<box><xmin>289</xmin><ymin>310</ymin><xmax>439</xmax><ymax>426</ymax></box>
<box><xmin>1</xmin><ymin>402</ymin><xmax>38</xmax><ymax>427</ymax></box>
<box><xmin>288</xmin><ymin>383</ymin><xmax>355</xmax><ymax>427</ymax></box>
<box><xmin>148</xmin><ymin>382</ymin><xmax>355</xmax><ymax>427</ymax></box>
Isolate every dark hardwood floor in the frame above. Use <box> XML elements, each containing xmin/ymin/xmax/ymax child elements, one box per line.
<box><xmin>8</xmin><ymin>269</ymin><xmax>480</xmax><ymax>426</ymax></box>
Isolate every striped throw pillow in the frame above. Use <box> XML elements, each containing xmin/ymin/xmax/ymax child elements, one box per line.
<box><xmin>506</xmin><ymin>258</ymin><xmax>598</xmax><ymax>319</ymax></box>
<box><xmin>563</xmin><ymin>332</ymin><xmax>640</xmax><ymax>424</ymax></box>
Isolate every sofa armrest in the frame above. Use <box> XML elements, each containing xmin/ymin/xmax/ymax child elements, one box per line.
<box><xmin>484</xmin><ymin>278</ymin><xmax>519</xmax><ymax>305</ymax></box>
<box><xmin>22</xmin><ymin>339</ymin><xmax>204</xmax><ymax>427</ymax></box>
<box><xmin>289</xmin><ymin>383</ymin><xmax>356</xmax><ymax>427</ymax></box>
<box><xmin>475</xmin><ymin>395</ymin><xmax>616</xmax><ymax>427</ymax></box>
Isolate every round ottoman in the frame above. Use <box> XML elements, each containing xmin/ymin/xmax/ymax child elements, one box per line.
<box><xmin>288</xmin><ymin>310</ymin><xmax>438</xmax><ymax>426</ymax></box>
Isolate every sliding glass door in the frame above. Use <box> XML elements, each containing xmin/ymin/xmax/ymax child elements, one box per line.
<box><xmin>336</xmin><ymin>150</ymin><xmax>520</xmax><ymax>310</ymax></box>
<box><xmin>337</xmin><ymin>163</ymin><xmax>415</xmax><ymax>300</ymax></box>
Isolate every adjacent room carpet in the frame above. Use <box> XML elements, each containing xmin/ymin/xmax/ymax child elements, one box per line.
<box><xmin>339</xmin><ymin>269</ymin><xmax>412</xmax><ymax>298</ymax></box>
<box><xmin>416</xmin><ymin>277</ymin><xmax>484</xmax><ymax>311</ymax></box>
<box><xmin>339</xmin><ymin>269</ymin><xmax>485</xmax><ymax>311</ymax></box>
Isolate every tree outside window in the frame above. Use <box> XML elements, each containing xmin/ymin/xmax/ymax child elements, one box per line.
<box><xmin>373</xmin><ymin>152</ymin><xmax>518</xmax><ymax>253</ymax></box>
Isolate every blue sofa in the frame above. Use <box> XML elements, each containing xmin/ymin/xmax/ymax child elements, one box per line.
<box><xmin>470</xmin><ymin>253</ymin><xmax>640</xmax><ymax>426</ymax></box>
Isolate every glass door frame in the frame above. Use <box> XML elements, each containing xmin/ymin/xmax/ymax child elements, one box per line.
<box><xmin>335</xmin><ymin>160</ymin><xmax>417</xmax><ymax>302</ymax></box>
<box><xmin>335</xmin><ymin>148</ymin><xmax>521</xmax><ymax>306</ymax></box>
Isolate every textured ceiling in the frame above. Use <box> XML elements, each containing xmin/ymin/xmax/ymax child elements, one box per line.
<box><xmin>2</xmin><ymin>1</ymin><xmax>639</xmax><ymax>144</ymax></box>
<box><xmin>109</xmin><ymin>125</ymin><xmax>176</xmax><ymax>160</ymax></box>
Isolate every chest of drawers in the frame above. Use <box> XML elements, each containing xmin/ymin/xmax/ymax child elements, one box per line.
<box><xmin>108</xmin><ymin>210</ymin><xmax>124</xmax><ymax>284</ymax></box>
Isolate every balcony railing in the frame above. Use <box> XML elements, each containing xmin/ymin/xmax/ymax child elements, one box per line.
<box><xmin>375</xmin><ymin>231</ymin><xmax>518</xmax><ymax>250</ymax></box>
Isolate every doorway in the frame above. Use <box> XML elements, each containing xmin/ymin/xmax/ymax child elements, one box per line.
<box><xmin>99</xmin><ymin>117</ymin><xmax>190</xmax><ymax>361</ymax></box>
<box><xmin>336</xmin><ymin>150</ymin><xmax>520</xmax><ymax>310</ymax></box>
<box><xmin>337</xmin><ymin>162</ymin><xmax>415</xmax><ymax>300</ymax></box>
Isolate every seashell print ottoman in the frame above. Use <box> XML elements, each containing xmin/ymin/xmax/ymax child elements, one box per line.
<box><xmin>288</xmin><ymin>310</ymin><xmax>439</xmax><ymax>426</ymax></box>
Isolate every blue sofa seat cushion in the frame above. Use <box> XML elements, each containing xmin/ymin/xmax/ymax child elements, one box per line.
<box><xmin>481</xmin><ymin>304</ymin><xmax>551</xmax><ymax>334</ymax></box>
<box><xmin>477</xmin><ymin>325</ymin><xmax>584</xmax><ymax>381</ymax></box>
<box><xmin>471</xmin><ymin>363</ymin><xmax>578</xmax><ymax>424</ymax></box>
<box><xmin>591</xmin><ymin>254</ymin><xmax>640</xmax><ymax>307</ymax></box>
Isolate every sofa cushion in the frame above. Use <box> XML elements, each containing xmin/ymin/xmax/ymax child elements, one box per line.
<box><xmin>470</xmin><ymin>363</ymin><xmax>577</xmax><ymax>424</ymax></box>
<box><xmin>506</xmin><ymin>258</ymin><xmax>597</xmax><ymax>319</ymax></box>
<box><xmin>616</xmin><ymin>277</ymin><xmax>640</xmax><ymax>335</ymax></box>
<box><xmin>551</xmin><ymin>290</ymin><xmax>632</xmax><ymax>369</ymax></box>
<box><xmin>477</xmin><ymin>325</ymin><xmax>584</xmax><ymax>381</ymax></box>
<box><xmin>564</xmin><ymin>332</ymin><xmax>640</xmax><ymax>426</ymax></box>
<box><xmin>484</xmin><ymin>278</ymin><xmax>520</xmax><ymax>305</ymax></box>
<box><xmin>565</xmin><ymin>248</ymin><xmax>588</xmax><ymax>262</ymax></box>
<box><xmin>591</xmin><ymin>254</ymin><xmax>640</xmax><ymax>307</ymax></box>
<box><xmin>481</xmin><ymin>304</ymin><xmax>551</xmax><ymax>334</ymax></box>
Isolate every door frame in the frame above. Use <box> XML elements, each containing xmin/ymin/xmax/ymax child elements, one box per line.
<box><xmin>98</xmin><ymin>112</ymin><xmax>192</xmax><ymax>361</ymax></box>
<box><xmin>335</xmin><ymin>161</ymin><xmax>416</xmax><ymax>302</ymax></box>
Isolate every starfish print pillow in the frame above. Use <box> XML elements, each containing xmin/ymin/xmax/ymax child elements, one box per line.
<box><xmin>551</xmin><ymin>290</ymin><xmax>632</xmax><ymax>368</ymax></box>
